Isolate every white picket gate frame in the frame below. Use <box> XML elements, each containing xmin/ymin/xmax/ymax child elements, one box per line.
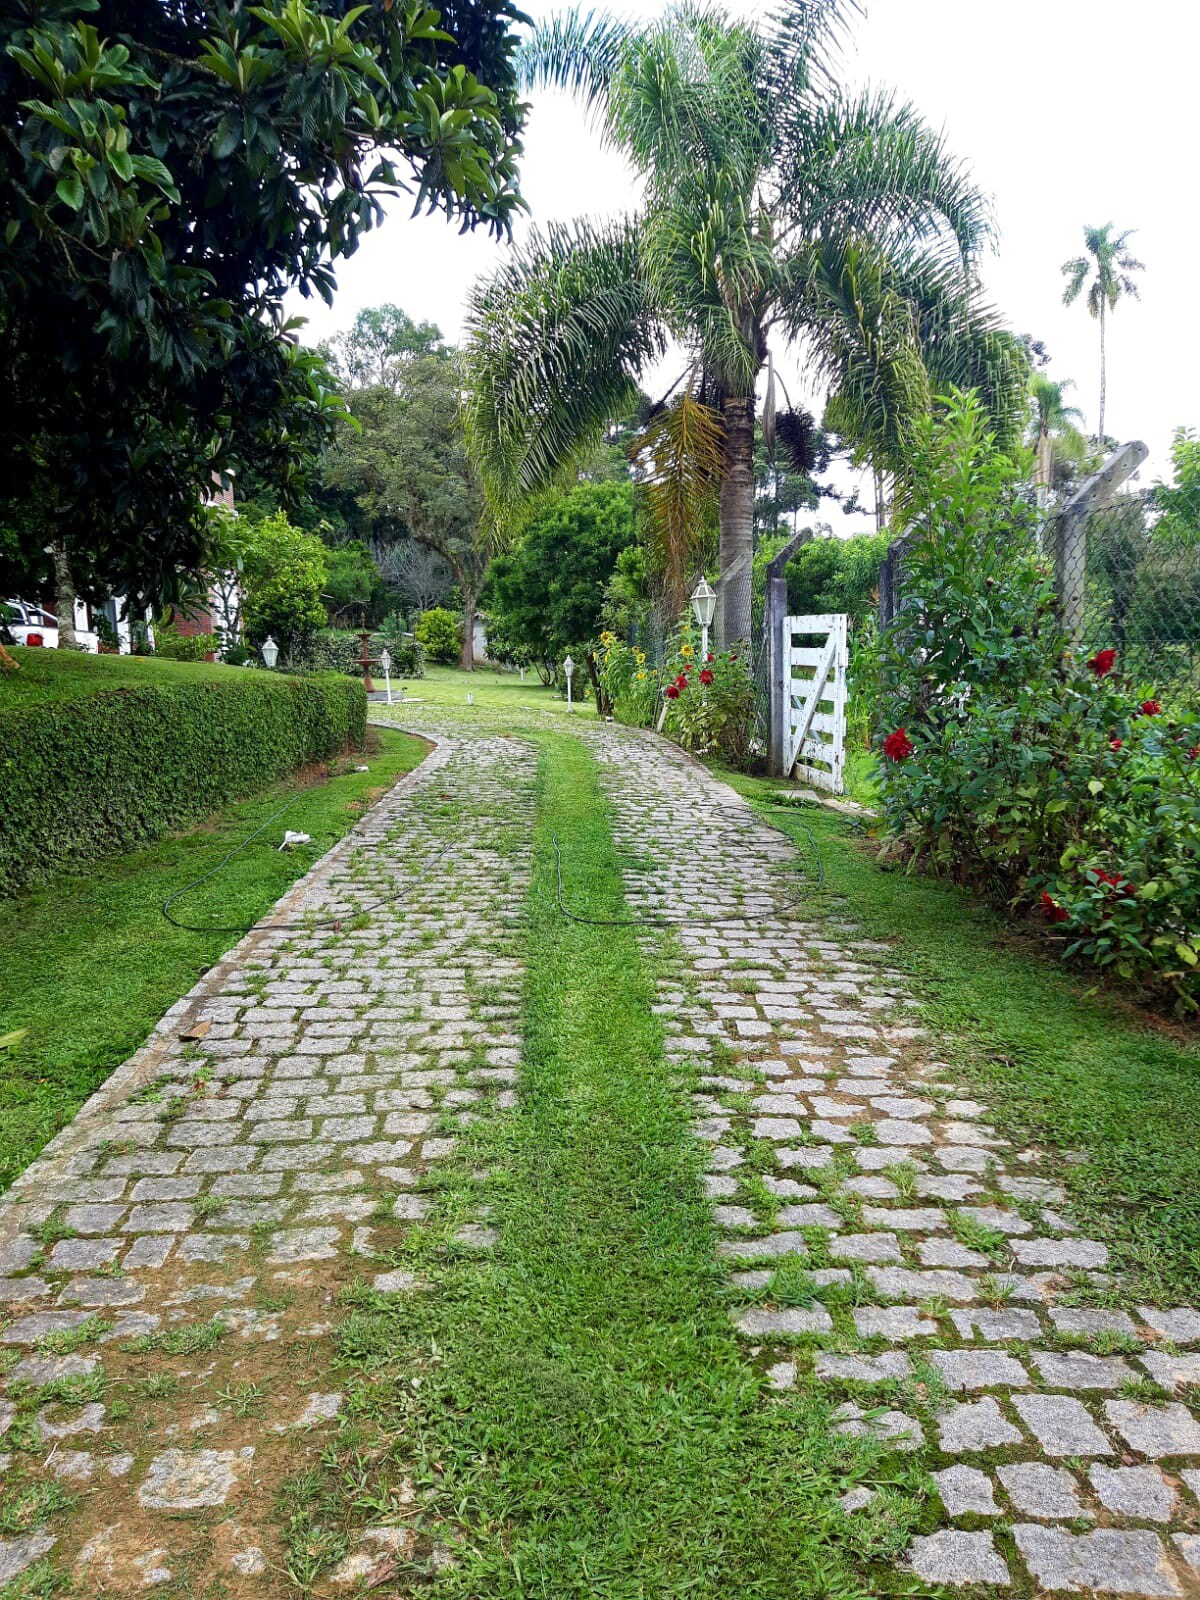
<box><xmin>784</xmin><ymin>612</ymin><xmax>849</xmax><ymax>793</ymax></box>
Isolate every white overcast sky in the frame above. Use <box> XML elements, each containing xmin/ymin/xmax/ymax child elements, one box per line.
<box><xmin>289</xmin><ymin>0</ymin><xmax>1198</xmax><ymax>535</ymax></box>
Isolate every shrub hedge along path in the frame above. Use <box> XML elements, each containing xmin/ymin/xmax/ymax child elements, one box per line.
<box><xmin>1</xmin><ymin>701</ymin><xmax>1199</xmax><ymax>1596</ymax></box>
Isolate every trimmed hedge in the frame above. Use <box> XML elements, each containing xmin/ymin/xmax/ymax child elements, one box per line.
<box><xmin>1</xmin><ymin>671</ymin><xmax>366</xmax><ymax>897</ymax></box>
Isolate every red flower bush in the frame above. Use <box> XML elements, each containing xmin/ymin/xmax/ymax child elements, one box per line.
<box><xmin>1094</xmin><ymin>869</ymin><xmax>1135</xmax><ymax>898</ymax></box>
<box><xmin>1140</xmin><ymin>699</ymin><xmax>1162</xmax><ymax>717</ymax></box>
<box><xmin>1109</xmin><ymin>738</ymin><xmax>1123</xmax><ymax>751</ymax></box>
<box><xmin>665</xmin><ymin>683</ymin><xmax>680</xmax><ymax>700</ymax></box>
<box><xmin>1088</xmin><ymin>648</ymin><xmax>1117</xmax><ymax>677</ymax></box>
<box><xmin>700</xmin><ymin>668</ymin><xmax>714</xmax><ymax>686</ymax></box>
<box><xmin>883</xmin><ymin>728</ymin><xmax>915</xmax><ymax>762</ymax></box>
<box><xmin>1041</xmin><ymin>891</ymin><xmax>1069</xmax><ymax>924</ymax></box>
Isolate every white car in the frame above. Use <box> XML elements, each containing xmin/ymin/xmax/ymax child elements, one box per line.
<box><xmin>2</xmin><ymin>599</ymin><xmax>99</xmax><ymax>652</ymax></box>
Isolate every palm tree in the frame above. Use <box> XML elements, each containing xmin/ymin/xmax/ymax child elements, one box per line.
<box><xmin>1061</xmin><ymin>224</ymin><xmax>1144</xmax><ymax>447</ymax></box>
<box><xmin>464</xmin><ymin>2</ymin><xmax>1028</xmax><ymax>644</ymax></box>
<box><xmin>1029</xmin><ymin>373</ymin><xmax>1086</xmax><ymax>502</ymax></box>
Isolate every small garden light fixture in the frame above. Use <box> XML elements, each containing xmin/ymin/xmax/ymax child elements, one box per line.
<box><xmin>690</xmin><ymin>576</ymin><xmax>717</xmax><ymax>659</ymax></box>
<box><xmin>380</xmin><ymin>647</ymin><xmax>393</xmax><ymax>706</ymax></box>
<box><xmin>260</xmin><ymin>635</ymin><xmax>279</xmax><ymax>670</ymax></box>
<box><xmin>563</xmin><ymin>654</ymin><xmax>576</xmax><ymax>713</ymax></box>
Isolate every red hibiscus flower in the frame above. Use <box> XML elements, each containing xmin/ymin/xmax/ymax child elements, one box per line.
<box><xmin>706</xmin><ymin>653</ymin><xmax>715</xmax><ymax>663</ymax></box>
<box><xmin>700</xmin><ymin>668</ymin><xmax>714</xmax><ymax>686</ymax></box>
<box><xmin>1109</xmin><ymin>738</ymin><xmax>1123</xmax><ymax>751</ymax></box>
<box><xmin>1094</xmin><ymin>869</ymin><xmax>1134</xmax><ymax>898</ymax></box>
<box><xmin>675</xmin><ymin>673</ymin><xmax>688</xmax><ymax>690</ymax></box>
<box><xmin>1088</xmin><ymin>648</ymin><xmax>1117</xmax><ymax>677</ymax></box>
<box><xmin>1140</xmin><ymin>699</ymin><xmax>1162</xmax><ymax>716</ymax></box>
<box><xmin>665</xmin><ymin>684</ymin><xmax>680</xmax><ymax>700</ymax></box>
<box><xmin>1041</xmin><ymin>891</ymin><xmax>1069</xmax><ymax>924</ymax></box>
<box><xmin>883</xmin><ymin>728</ymin><xmax>915</xmax><ymax>762</ymax></box>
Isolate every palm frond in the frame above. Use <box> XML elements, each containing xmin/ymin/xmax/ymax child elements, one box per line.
<box><xmin>762</xmin><ymin>0</ymin><xmax>861</xmax><ymax>98</ymax></box>
<box><xmin>463</xmin><ymin>219</ymin><xmax>666</xmax><ymax>518</ymax></box>
<box><xmin>775</xmin><ymin>88</ymin><xmax>993</xmax><ymax>268</ymax></box>
<box><xmin>517</xmin><ymin>7</ymin><xmax>631</xmax><ymax>110</ymax></box>
<box><xmin>634</xmin><ymin>383</ymin><xmax>725</xmax><ymax>617</ymax></box>
<box><xmin>792</xmin><ymin>236</ymin><xmax>931</xmax><ymax>472</ymax></box>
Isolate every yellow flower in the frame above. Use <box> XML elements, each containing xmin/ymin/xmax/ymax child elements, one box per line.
<box><xmin>680</xmin><ymin>644</ymin><xmax>694</xmax><ymax>658</ymax></box>
<box><xmin>636</xmin><ymin>670</ymin><xmax>647</xmax><ymax>680</ymax></box>
<box><xmin>634</xmin><ymin>650</ymin><xmax>646</xmax><ymax>664</ymax></box>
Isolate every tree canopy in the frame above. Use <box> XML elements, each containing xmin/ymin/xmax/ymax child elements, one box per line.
<box><xmin>464</xmin><ymin>1</ymin><xmax>1027</xmax><ymax>642</ymax></box>
<box><xmin>486</xmin><ymin>480</ymin><xmax>641</xmax><ymax>671</ymax></box>
<box><xmin>0</xmin><ymin>0</ymin><xmax>528</xmax><ymax>609</ymax></box>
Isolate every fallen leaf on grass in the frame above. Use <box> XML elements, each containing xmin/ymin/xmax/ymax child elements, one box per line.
<box><xmin>0</xmin><ymin>1029</ymin><xmax>28</xmax><ymax>1051</ymax></box>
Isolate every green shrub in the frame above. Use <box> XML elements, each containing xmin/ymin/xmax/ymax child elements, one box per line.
<box><xmin>870</xmin><ymin>390</ymin><xmax>1200</xmax><ymax>1010</ymax></box>
<box><xmin>599</xmin><ymin>626</ymin><xmax>756</xmax><ymax>768</ymax></box>
<box><xmin>0</xmin><ymin>671</ymin><xmax>365</xmax><ymax>897</ymax></box>
<box><xmin>154</xmin><ymin>622</ymin><xmax>219</xmax><ymax>662</ymax></box>
<box><xmin>415</xmin><ymin>607</ymin><xmax>461</xmax><ymax>664</ymax></box>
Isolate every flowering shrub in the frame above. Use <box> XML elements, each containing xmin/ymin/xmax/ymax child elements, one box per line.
<box><xmin>870</xmin><ymin>391</ymin><xmax>1200</xmax><ymax>1010</ymax></box>
<box><xmin>598</xmin><ymin>626</ymin><xmax>756</xmax><ymax>768</ymax></box>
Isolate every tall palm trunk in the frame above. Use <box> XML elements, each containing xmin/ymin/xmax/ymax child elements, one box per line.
<box><xmin>50</xmin><ymin>537</ymin><xmax>83</xmax><ymax>650</ymax></box>
<box><xmin>718</xmin><ymin>392</ymin><xmax>755</xmax><ymax>644</ymax></box>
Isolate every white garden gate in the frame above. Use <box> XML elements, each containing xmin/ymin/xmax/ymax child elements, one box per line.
<box><xmin>780</xmin><ymin>612</ymin><xmax>849</xmax><ymax>793</ymax></box>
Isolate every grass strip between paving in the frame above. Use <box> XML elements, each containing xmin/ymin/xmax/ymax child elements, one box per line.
<box><xmin>331</xmin><ymin>731</ymin><xmax>928</xmax><ymax>1600</ymax></box>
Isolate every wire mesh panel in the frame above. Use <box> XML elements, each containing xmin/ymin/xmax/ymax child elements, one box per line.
<box><xmin>1062</xmin><ymin>495</ymin><xmax>1200</xmax><ymax>703</ymax></box>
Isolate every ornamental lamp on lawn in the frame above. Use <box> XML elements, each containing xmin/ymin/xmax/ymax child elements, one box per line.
<box><xmin>563</xmin><ymin>654</ymin><xmax>576</xmax><ymax>713</ymax></box>
<box><xmin>691</xmin><ymin>576</ymin><xmax>717</xmax><ymax>660</ymax></box>
<box><xmin>379</xmin><ymin>647</ymin><xmax>393</xmax><ymax>706</ymax></box>
<box><xmin>260</xmin><ymin>636</ymin><xmax>279</xmax><ymax>670</ymax></box>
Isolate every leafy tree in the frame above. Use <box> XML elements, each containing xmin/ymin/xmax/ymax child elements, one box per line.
<box><xmin>1030</xmin><ymin>374</ymin><xmax>1087</xmax><ymax>501</ymax></box>
<box><xmin>486</xmin><ymin>481</ymin><xmax>640</xmax><ymax>692</ymax></box>
<box><xmin>240</xmin><ymin>512</ymin><xmax>329</xmax><ymax>663</ymax></box>
<box><xmin>1061</xmin><ymin>224</ymin><xmax>1144</xmax><ymax>445</ymax></box>
<box><xmin>785</xmin><ymin>533</ymin><xmax>887</xmax><ymax>624</ymax></box>
<box><xmin>323</xmin><ymin>338</ymin><xmax>490</xmax><ymax>669</ymax></box>
<box><xmin>465</xmin><ymin>2</ymin><xmax>1027</xmax><ymax>643</ymax></box>
<box><xmin>1155</xmin><ymin>429</ymin><xmax>1200</xmax><ymax>546</ymax></box>
<box><xmin>323</xmin><ymin>540</ymin><xmax>387</xmax><ymax>627</ymax></box>
<box><xmin>0</xmin><ymin>0</ymin><xmax>528</xmax><ymax>612</ymax></box>
<box><xmin>414</xmin><ymin>606</ymin><xmax>462</xmax><ymax>664</ymax></box>
<box><xmin>322</xmin><ymin>306</ymin><xmax>444</xmax><ymax>388</ymax></box>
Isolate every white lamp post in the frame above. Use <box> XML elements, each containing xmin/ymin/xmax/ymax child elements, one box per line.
<box><xmin>261</xmin><ymin>636</ymin><xmax>279</xmax><ymax>670</ymax></box>
<box><xmin>563</xmin><ymin>654</ymin><xmax>576</xmax><ymax>713</ymax></box>
<box><xmin>690</xmin><ymin>576</ymin><xmax>717</xmax><ymax>661</ymax></box>
<box><xmin>379</xmin><ymin>647</ymin><xmax>393</xmax><ymax>706</ymax></box>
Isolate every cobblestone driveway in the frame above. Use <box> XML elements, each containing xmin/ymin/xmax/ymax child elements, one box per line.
<box><xmin>2</xmin><ymin>713</ymin><xmax>1199</xmax><ymax>1597</ymax></box>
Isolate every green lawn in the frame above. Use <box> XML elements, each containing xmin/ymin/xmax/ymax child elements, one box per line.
<box><xmin>0</xmin><ymin>727</ymin><xmax>426</xmax><ymax>1189</ymax></box>
<box><xmin>726</xmin><ymin>767</ymin><xmax>1200</xmax><ymax>1306</ymax></box>
<box><xmin>395</xmin><ymin>661</ymin><xmax>597</xmax><ymax>718</ymax></box>
<box><xmin>0</xmin><ymin>645</ymin><xmax>264</xmax><ymax>706</ymax></box>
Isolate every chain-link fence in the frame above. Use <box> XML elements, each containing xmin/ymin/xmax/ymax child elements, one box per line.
<box><xmin>878</xmin><ymin>445</ymin><xmax>1200</xmax><ymax>710</ymax></box>
<box><xmin>1062</xmin><ymin>495</ymin><xmax>1200</xmax><ymax>703</ymax></box>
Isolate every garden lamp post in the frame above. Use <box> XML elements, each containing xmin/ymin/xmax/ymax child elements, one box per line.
<box><xmin>261</xmin><ymin>636</ymin><xmax>279</xmax><ymax>670</ymax></box>
<box><xmin>379</xmin><ymin>647</ymin><xmax>393</xmax><ymax>707</ymax></box>
<box><xmin>691</xmin><ymin>577</ymin><xmax>717</xmax><ymax>661</ymax></box>
<box><xmin>563</xmin><ymin>654</ymin><xmax>575</xmax><ymax>713</ymax></box>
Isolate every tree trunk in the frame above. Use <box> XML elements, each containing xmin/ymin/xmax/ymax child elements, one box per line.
<box><xmin>50</xmin><ymin>537</ymin><xmax>83</xmax><ymax>649</ymax></box>
<box><xmin>718</xmin><ymin>392</ymin><xmax>756</xmax><ymax>645</ymax></box>
<box><xmin>1098</xmin><ymin>299</ymin><xmax>1107</xmax><ymax>446</ymax></box>
<box><xmin>460</xmin><ymin>594</ymin><xmax>476</xmax><ymax>671</ymax></box>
